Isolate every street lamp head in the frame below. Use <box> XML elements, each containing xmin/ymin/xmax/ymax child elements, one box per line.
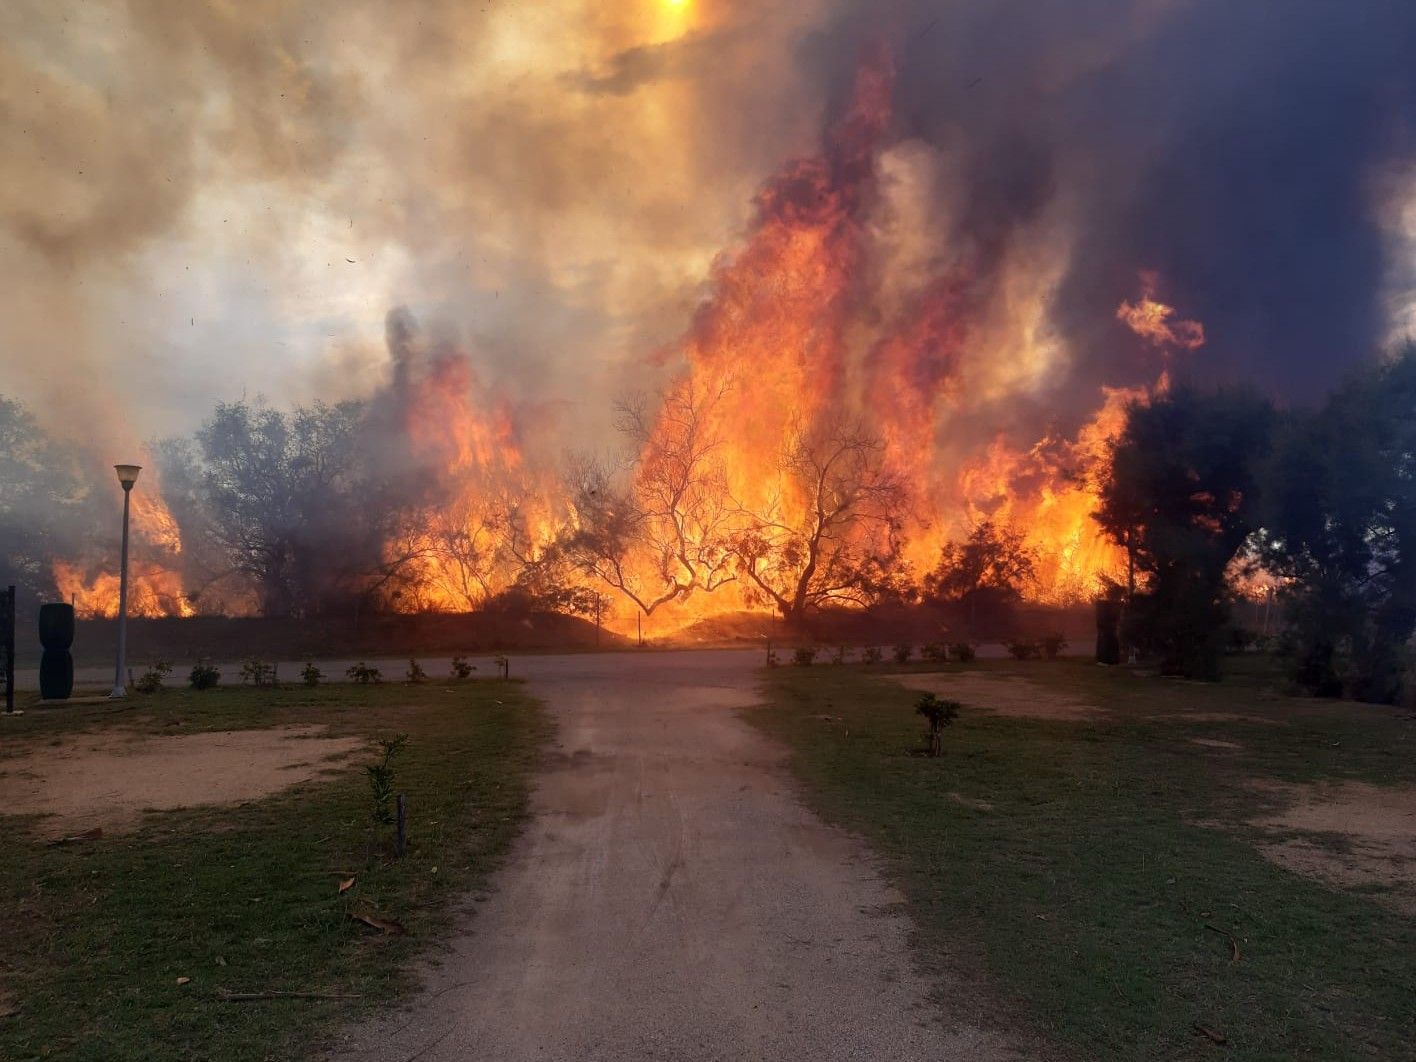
<box><xmin>114</xmin><ymin>464</ymin><xmax>142</xmax><ymax>490</ymax></box>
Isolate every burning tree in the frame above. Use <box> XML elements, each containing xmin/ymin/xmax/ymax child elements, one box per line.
<box><xmin>731</xmin><ymin>420</ymin><xmax>909</xmax><ymax>624</ymax></box>
<box><xmin>567</xmin><ymin>379</ymin><xmax>739</xmax><ymax>620</ymax></box>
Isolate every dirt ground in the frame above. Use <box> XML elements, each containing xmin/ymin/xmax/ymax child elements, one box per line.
<box><xmin>331</xmin><ymin>650</ymin><xmax>1026</xmax><ymax>1061</ymax></box>
<box><xmin>893</xmin><ymin>672</ymin><xmax>1102</xmax><ymax>722</ymax></box>
<box><xmin>1246</xmin><ymin>779</ymin><xmax>1416</xmax><ymax>912</ymax></box>
<box><xmin>0</xmin><ymin>725</ymin><xmax>366</xmax><ymax>838</ymax></box>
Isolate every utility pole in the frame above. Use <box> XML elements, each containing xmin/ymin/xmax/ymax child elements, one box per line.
<box><xmin>111</xmin><ymin>464</ymin><xmax>141</xmax><ymax>698</ymax></box>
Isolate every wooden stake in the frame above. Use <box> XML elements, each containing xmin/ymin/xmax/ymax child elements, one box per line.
<box><xmin>395</xmin><ymin>793</ymin><xmax>407</xmax><ymax>858</ymax></box>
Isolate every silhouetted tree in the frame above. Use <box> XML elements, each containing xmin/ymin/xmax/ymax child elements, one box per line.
<box><xmin>1262</xmin><ymin>348</ymin><xmax>1416</xmax><ymax>703</ymax></box>
<box><xmin>0</xmin><ymin>396</ymin><xmax>87</xmax><ymax>605</ymax></box>
<box><xmin>732</xmin><ymin>420</ymin><xmax>909</xmax><ymax>623</ymax></box>
<box><xmin>1095</xmin><ymin>386</ymin><xmax>1274</xmax><ymax>679</ymax></box>
<box><xmin>567</xmin><ymin>380</ymin><xmax>739</xmax><ymax>619</ymax></box>
<box><xmin>923</xmin><ymin>520</ymin><xmax>1036</xmax><ymax>633</ymax></box>
<box><xmin>192</xmin><ymin>399</ymin><xmax>367</xmax><ymax>616</ymax></box>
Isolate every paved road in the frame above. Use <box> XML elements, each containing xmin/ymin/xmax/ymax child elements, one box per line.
<box><xmin>329</xmin><ymin>650</ymin><xmax>1018</xmax><ymax>1061</ymax></box>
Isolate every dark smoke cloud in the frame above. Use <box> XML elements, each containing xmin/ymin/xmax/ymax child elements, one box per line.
<box><xmin>831</xmin><ymin>0</ymin><xmax>1416</xmax><ymax>416</ymax></box>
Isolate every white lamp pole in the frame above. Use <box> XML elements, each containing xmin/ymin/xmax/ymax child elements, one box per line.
<box><xmin>111</xmin><ymin>464</ymin><xmax>142</xmax><ymax>698</ymax></box>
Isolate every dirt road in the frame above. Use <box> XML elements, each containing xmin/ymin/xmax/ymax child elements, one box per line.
<box><xmin>331</xmin><ymin>650</ymin><xmax>1017</xmax><ymax>1061</ymax></box>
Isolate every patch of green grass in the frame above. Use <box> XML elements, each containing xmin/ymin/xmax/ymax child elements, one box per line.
<box><xmin>750</xmin><ymin>660</ymin><xmax>1416</xmax><ymax>1061</ymax></box>
<box><xmin>0</xmin><ymin>680</ymin><xmax>549</xmax><ymax>1061</ymax></box>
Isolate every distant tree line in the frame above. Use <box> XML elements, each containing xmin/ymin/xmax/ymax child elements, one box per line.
<box><xmin>2</xmin><ymin>346</ymin><xmax>1412</xmax><ymax>704</ymax></box>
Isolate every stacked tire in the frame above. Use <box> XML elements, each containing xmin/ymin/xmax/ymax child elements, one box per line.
<box><xmin>1095</xmin><ymin>596</ymin><xmax>1122</xmax><ymax>666</ymax></box>
<box><xmin>39</xmin><ymin>603</ymin><xmax>75</xmax><ymax>700</ymax></box>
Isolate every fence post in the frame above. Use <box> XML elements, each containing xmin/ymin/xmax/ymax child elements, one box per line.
<box><xmin>394</xmin><ymin>793</ymin><xmax>407</xmax><ymax>858</ymax></box>
<box><xmin>2</xmin><ymin>586</ymin><xmax>15</xmax><ymax>715</ymax></box>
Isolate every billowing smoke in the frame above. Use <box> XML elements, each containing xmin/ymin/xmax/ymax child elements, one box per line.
<box><xmin>2</xmin><ymin>0</ymin><xmax>1415</xmax><ymax>626</ymax></box>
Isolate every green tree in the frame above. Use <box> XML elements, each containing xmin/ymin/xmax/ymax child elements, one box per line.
<box><xmin>192</xmin><ymin>399</ymin><xmax>367</xmax><ymax>616</ymax></box>
<box><xmin>0</xmin><ymin>396</ymin><xmax>86</xmax><ymax>604</ymax></box>
<box><xmin>1095</xmin><ymin>386</ymin><xmax>1275</xmax><ymax>679</ymax></box>
<box><xmin>1262</xmin><ymin>348</ymin><xmax>1416</xmax><ymax>703</ymax></box>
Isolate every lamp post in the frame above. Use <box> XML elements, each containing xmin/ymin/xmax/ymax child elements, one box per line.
<box><xmin>111</xmin><ymin>464</ymin><xmax>141</xmax><ymax>699</ymax></box>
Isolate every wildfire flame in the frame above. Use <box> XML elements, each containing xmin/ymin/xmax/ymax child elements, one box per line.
<box><xmin>378</xmin><ymin>46</ymin><xmax>1205</xmax><ymax>634</ymax></box>
<box><xmin>44</xmin><ymin>48</ymin><xmax>1207</xmax><ymax>636</ymax></box>
<box><xmin>52</xmin><ymin>475</ymin><xmax>195</xmax><ymax>619</ymax></box>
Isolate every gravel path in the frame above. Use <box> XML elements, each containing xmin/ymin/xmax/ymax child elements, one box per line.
<box><xmin>323</xmin><ymin>649</ymin><xmax>1020</xmax><ymax>1060</ymax></box>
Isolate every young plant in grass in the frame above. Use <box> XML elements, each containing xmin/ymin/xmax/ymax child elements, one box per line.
<box><xmin>135</xmin><ymin>661</ymin><xmax>172</xmax><ymax>694</ymax></box>
<box><xmin>894</xmin><ymin>643</ymin><xmax>914</xmax><ymax>664</ymax></box>
<box><xmin>239</xmin><ymin>658</ymin><xmax>276</xmax><ymax>686</ymax></box>
<box><xmin>1007</xmin><ymin>639</ymin><xmax>1040</xmax><ymax>660</ymax></box>
<box><xmin>188</xmin><ymin>660</ymin><xmax>221</xmax><ymax>689</ymax></box>
<box><xmin>347</xmin><ymin>662</ymin><xmax>382</xmax><ymax>684</ymax></box>
<box><xmin>365</xmin><ymin>733</ymin><xmax>409</xmax><ymax>829</ymax></box>
<box><xmin>862</xmin><ymin>646</ymin><xmax>883</xmax><ymax>665</ymax></box>
<box><xmin>950</xmin><ymin>641</ymin><xmax>977</xmax><ymax>663</ymax></box>
<box><xmin>406</xmin><ymin>658</ymin><xmax>427</xmax><ymax>684</ymax></box>
<box><xmin>450</xmin><ymin>655</ymin><xmax>475</xmax><ymax>680</ymax></box>
<box><xmin>914</xmin><ymin>692</ymin><xmax>960</xmax><ymax>756</ymax></box>
<box><xmin>301</xmin><ymin>661</ymin><xmax>323</xmax><ymax>687</ymax></box>
<box><xmin>792</xmin><ymin>646</ymin><xmax>818</xmax><ymax>667</ymax></box>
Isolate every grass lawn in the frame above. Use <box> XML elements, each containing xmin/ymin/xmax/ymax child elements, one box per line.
<box><xmin>0</xmin><ymin>677</ymin><xmax>549</xmax><ymax>1061</ymax></box>
<box><xmin>750</xmin><ymin>657</ymin><xmax>1416</xmax><ymax>1061</ymax></box>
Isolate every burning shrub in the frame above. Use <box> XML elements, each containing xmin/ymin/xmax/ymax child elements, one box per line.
<box><xmin>1042</xmin><ymin>634</ymin><xmax>1068</xmax><ymax>660</ymax></box>
<box><xmin>792</xmin><ymin>646</ymin><xmax>818</xmax><ymax>667</ymax></box>
<box><xmin>950</xmin><ymin>642</ymin><xmax>977</xmax><ymax>663</ymax></box>
<box><xmin>893</xmin><ymin>643</ymin><xmax>913</xmax><ymax>664</ymax></box>
<box><xmin>239</xmin><ymin>658</ymin><xmax>276</xmax><ymax>686</ymax></box>
<box><xmin>1007</xmin><ymin>639</ymin><xmax>1041</xmax><ymax>661</ymax></box>
<box><xmin>915</xmin><ymin>693</ymin><xmax>960</xmax><ymax>757</ymax></box>
<box><xmin>862</xmin><ymin>646</ymin><xmax>883</xmax><ymax>665</ymax></box>
<box><xmin>301</xmin><ymin>662</ymin><xmax>323</xmax><ymax>687</ymax></box>
<box><xmin>450</xmin><ymin>656</ymin><xmax>475</xmax><ymax>680</ymax></box>
<box><xmin>347</xmin><ymin>662</ymin><xmax>382</xmax><ymax>685</ymax></box>
<box><xmin>188</xmin><ymin>661</ymin><xmax>221</xmax><ymax>690</ymax></box>
<box><xmin>135</xmin><ymin>661</ymin><xmax>172</xmax><ymax>694</ymax></box>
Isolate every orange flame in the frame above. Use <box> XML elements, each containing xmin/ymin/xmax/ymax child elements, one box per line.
<box><xmin>52</xmin><ymin>477</ymin><xmax>194</xmax><ymax>619</ymax></box>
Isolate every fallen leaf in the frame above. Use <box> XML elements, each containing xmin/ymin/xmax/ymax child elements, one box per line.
<box><xmin>176</xmin><ymin>977</ymin><xmax>191</xmax><ymax>986</ymax></box>
<box><xmin>51</xmin><ymin>827</ymin><xmax>103</xmax><ymax>846</ymax></box>
<box><xmin>338</xmin><ymin>876</ymin><xmax>356</xmax><ymax>894</ymax></box>
<box><xmin>1192</xmin><ymin>1022</ymin><xmax>1228</xmax><ymax>1046</ymax></box>
<box><xmin>215</xmin><ymin>956</ymin><xmax>227</xmax><ymax>967</ymax></box>
<box><xmin>349</xmin><ymin>911</ymin><xmax>407</xmax><ymax>936</ymax></box>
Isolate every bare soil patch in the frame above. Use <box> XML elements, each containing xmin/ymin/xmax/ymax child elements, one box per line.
<box><xmin>1246</xmin><ymin>780</ymin><xmax>1416</xmax><ymax>912</ymax></box>
<box><xmin>893</xmin><ymin>672</ymin><xmax>1101</xmax><ymax>722</ymax></box>
<box><xmin>0</xmin><ymin>725</ymin><xmax>367</xmax><ymax>838</ymax></box>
